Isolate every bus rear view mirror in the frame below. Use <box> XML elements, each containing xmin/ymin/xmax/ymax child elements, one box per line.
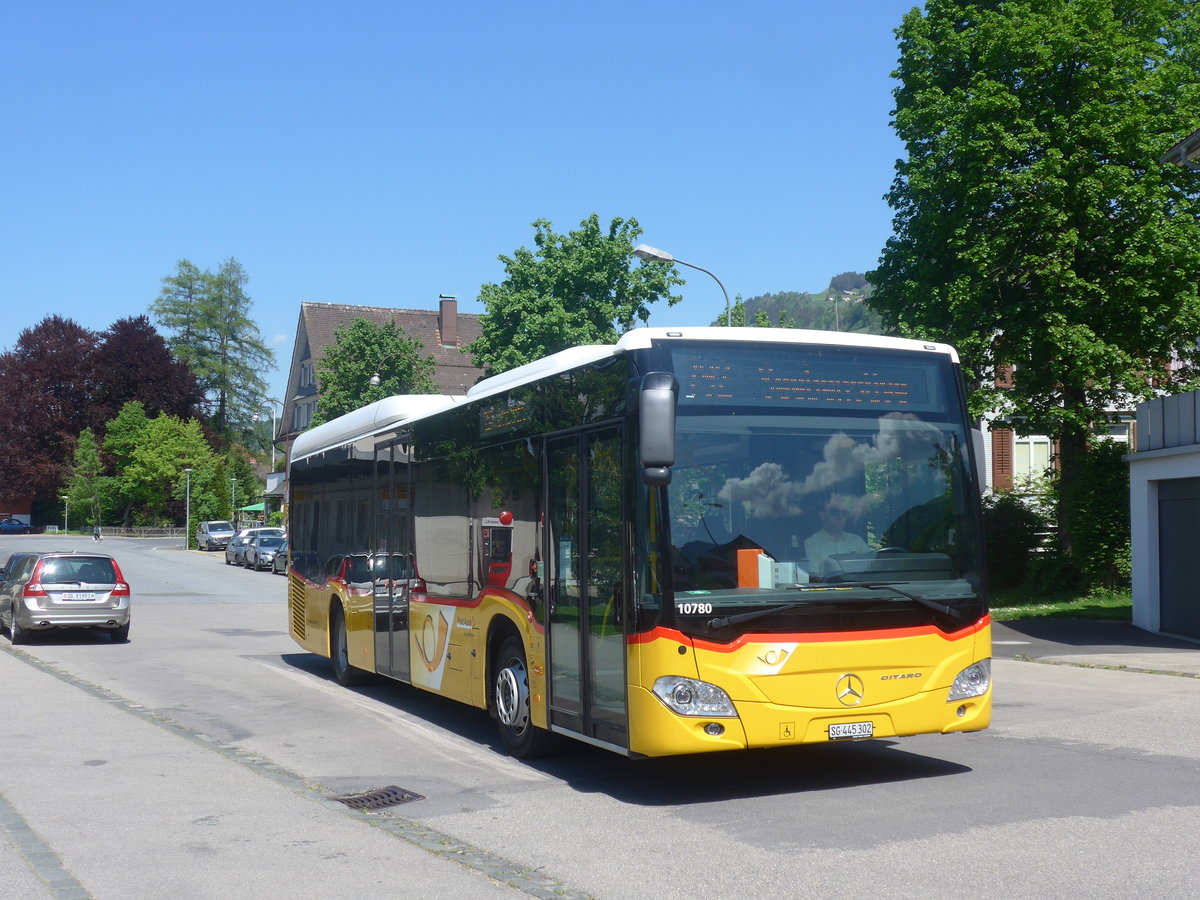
<box><xmin>640</xmin><ymin>372</ymin><xmax>678</xmax><ymax>485</ymax></box>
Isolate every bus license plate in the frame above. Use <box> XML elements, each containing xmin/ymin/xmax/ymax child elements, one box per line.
<box><xmin>829</xmin><ymin>721</ymin><xmax>873</xmax><ymax>740</ymax></box>
<box><xmin>62</xmin><ymin>592</ymin><xmax>96</xmax><ymax>601</ymax></box>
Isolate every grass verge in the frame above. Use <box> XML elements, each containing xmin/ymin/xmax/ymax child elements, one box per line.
<box><xmin>990</xmin><ymin>587</ymin><xmax>1132</xmax><ymax>622</ymax></box>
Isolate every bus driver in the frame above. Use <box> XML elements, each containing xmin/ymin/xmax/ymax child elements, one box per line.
<box><xmin>803</xmin><ymin>493</ymin><xmax>868</xmax><ymax>575</ymax></box>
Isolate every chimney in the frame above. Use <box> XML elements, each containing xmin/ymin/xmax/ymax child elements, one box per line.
<box><xmin>439</xmin><ymin>294</ymin><xmax>457</xmax><ymax>347</ymax></box>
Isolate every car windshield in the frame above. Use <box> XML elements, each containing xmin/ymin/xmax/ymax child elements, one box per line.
<box><xmin>39</xmin><ymin>557</ymin><xmax>116</xmax><ymax>584</ymax></box>
<box><xmin>209</xmin><ymin>521</ymin><xmax>234</xmax><ymax>531</ymax></box>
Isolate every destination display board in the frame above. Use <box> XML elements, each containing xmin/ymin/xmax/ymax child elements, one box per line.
<box><xmin>670</xmin><ymin>345</ymin><xmax>944</xmax><ymax>412</ymax></box>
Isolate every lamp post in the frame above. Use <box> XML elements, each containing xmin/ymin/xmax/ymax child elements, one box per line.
<box><xmin>633</xmin><ymin>244</ymin><xmax>732</xmax><ymax>327</ymax></box>
<box><xmin>231</xmin><ymin>476</ymin><xmax>237</xmax><ymax>525</ymax></box>
<box><xmin>255</xmin><ymin>398</ymin><xmax>283</xmax><ymax>470</ymax></box>
<box><xmin>184</xmin><ymin>468</ymin><xmax>193</xmax><ymax>550</ymax></box>
<box><xmin>61</xmin><ymin>496</ymin><xmax>69</xmax><ymax>534</ymax></box>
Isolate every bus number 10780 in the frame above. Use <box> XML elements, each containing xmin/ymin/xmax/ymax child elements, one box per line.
<box><xmin>675</xmin><ymin>602</ymin><xmax>713</xmax><ymax>615</ymax></box>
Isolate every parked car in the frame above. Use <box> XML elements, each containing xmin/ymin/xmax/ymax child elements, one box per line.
<box><xmin>0</xmin><ymin>517</ymin><xmax>31</xmax><ymax>535</ymax></box>
<box><xmin>0</xmin><ymin>551</ymin><xmax>131</xmax><ymax>643</ymax></box>
<box><xmin>245</xmin><ymin>535</ymin><xmax>286</xmax><ymax>571</ymax></box>
<box><xmin>196</xmin><ymin>520</ymin><xmax>236</xmax><ymax>551</ymax></box>
<box><xmin>225</xmin><ymin>527</ymin><xmax>285</xmax><ymax>566</ymax></box>
<box><xmin>271</xmin><ymin>537</ymin><xmax>289</xmax><ymax>575</ymax></box>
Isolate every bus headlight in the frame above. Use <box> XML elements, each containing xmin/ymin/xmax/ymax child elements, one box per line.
<box><xmin>652</xmin><ymin>676</ymin><xmax>738</xmax><ymax>717</ymax></box>
<box><xmin>948</xmin><ymin>659</ymin><xmax>991</xmax><ymax>701</ymax></box>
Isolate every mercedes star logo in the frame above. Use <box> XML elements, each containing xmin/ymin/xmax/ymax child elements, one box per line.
<box><xmin>836</xmin><ymin>673</ymin><xmax>865</xmax><ymax>707</ymax></box>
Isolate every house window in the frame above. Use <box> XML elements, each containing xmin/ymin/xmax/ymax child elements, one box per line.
<box><xmin>300</xmin><ymin>362</ymin><xmax>315</xmax><ymax>388</ymax></box>
<box><xmin>294</xmin><ymin>400</ymin><xmax>317</xmax><ymax>431</ymax></box>
<box><xmin>1013</xmin><ymin>436</ymin><xmax>1053</xmax><ymax>486</ymax></box>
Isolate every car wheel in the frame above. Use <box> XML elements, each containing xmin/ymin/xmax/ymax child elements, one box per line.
<box><xmin>111</xmin><ymin>622</ymin><xmax>130</xmax><ymax>643</ymax></box>
<box><xmin>10</xmin><ymin>616</ymin><xmax>27</xmax><ymax>646</ymax></box>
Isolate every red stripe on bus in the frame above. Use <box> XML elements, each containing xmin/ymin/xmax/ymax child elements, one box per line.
<box><xmin>629</xmin><ymin>615</ymin><xmax>989</xmax><ymax>652</ymax></box>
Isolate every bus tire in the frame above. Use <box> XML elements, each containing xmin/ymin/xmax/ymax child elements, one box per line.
<box><xmin>331</xmin><ymin>604</ymin><xmax>368</xmax><ymax>687</ymax></box>
<box><xmin>493</xmin><ymin>637</ymin><xmax>558</xmax><ymax>758</ymax></box>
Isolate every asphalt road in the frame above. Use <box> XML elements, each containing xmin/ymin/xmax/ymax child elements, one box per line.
<box><xmin>1</xmin><ymin>534</ymin><xmax>1198</xmax><ymax>899</ymax></box>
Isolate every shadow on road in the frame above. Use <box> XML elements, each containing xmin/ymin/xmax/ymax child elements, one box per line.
<box><xmin>280</xmin><ymin>651</ymin><xmax>973</xmax><ymax>805</ymax></box>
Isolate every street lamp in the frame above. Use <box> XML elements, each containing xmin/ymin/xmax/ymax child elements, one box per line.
<box><xmin>183</xmin><ymin>468</ymin><xmax>193</xmax><ymax>550</ymax></box>
<box><xmin>254</xmin><ymin>398</ymin><xmax>283</xmax><ymax>470</ymax></box>
<box><xmin>828</xmin><ymin>289</ymin><xmax>855</xmax><ymax>332</ymax></box>
<box><xmin>370</xmin><ymin>352</ymin><xmax>408</xmax><ymax>387</ymax></box>
<box><xmin>231</xmin><ymin>476</ymin><xmax>237</xmax><ymax>524</ymax></box>
<box><xmin>61</xmin><ymin>495</ymin><xmax>69</xmax><ymax>534</ymax></box>
<box><xmin>633</xmin><ymin>244</ymin><xmax>732</xmax><ymax>327</ymax></box>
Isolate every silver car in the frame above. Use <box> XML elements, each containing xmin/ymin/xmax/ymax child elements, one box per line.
<box><xmin>196</xmin><ymin>520</ymin><xmax>236</xmax><ymax>551</ymax></box>
<box><xmin>0</xmin><ymin>552</ymin><xmax>131</xmax><ymax>643</ymax></box>
<box><xmin>224</xmin><ymin>527</ymin><xmax>284</xmax><ymax>566</ymax></box>
<box><xmin>244</xmin><ymin>535</ymin><xmax>285</xmax><ymax>571</ymax></box>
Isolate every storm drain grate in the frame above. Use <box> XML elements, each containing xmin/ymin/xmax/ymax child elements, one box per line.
<box><xmin>330</xmin><ymin>786</ymin><xmax>424</xmax><ymax>811</ymax></box>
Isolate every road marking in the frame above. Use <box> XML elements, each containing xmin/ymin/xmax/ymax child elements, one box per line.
<box><xmin>994</xmin><ymin>640</ymin><xmax>1032</xmax><ymax>645</ymax></box>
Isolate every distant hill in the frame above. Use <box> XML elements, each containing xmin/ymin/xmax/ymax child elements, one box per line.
<box><xmin>710</xmin><ymin>272</ymin><xmax>893</xmax><ymax>335</ymax></box>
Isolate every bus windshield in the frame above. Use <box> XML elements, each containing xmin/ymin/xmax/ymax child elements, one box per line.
<box><xmin>654</xmin><ymin>342</ymin><xmax>984</xmax><ymax>636</ymax></box>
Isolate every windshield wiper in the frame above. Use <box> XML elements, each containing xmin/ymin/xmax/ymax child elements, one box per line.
<box><xmin>813</xmin><ymin>581</ymin><xmax>969</xmax><ymax>619</ymax></box>
<box><xmin>705</xmin><ymin>584</ymin><xmax>969</xmax><ymax>630</ymax></box>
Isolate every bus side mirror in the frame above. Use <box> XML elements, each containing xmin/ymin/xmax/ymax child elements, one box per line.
<box><xmin>640</xmin><ymin>372</ymin><xmax>678</xmax><ymax>485</ymax></box>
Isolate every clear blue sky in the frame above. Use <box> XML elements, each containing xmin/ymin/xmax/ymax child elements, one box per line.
<box><xmin>2</xmin><ymin>1</ymin><xmax>920</xmax><ymax>405</ymax></box>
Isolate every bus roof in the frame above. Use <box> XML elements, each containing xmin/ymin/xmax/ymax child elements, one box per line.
<box><xmin>290</xmin><ymin>393</ymin><xmax>461</xmax><ymax>463</ymax></box>
<box><xmin>289</xmin><ymin>327</ymin><xmax>959</xmax><ymax>463</ymax></box>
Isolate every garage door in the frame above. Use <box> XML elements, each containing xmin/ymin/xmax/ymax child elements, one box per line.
<box><xmin>1159</xmin><ymin>478</ymin><xmax>1200</xmax><ymax>640</ymax></box>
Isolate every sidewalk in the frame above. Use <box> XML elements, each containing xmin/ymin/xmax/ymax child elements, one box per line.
<box><xmin>0</xmin><ymin>648</ymin><xmax>543</xmax><ymax>900</ymax></box>
<box><xmin>992</xmin><ymin>618</ymin><xmax>1200</xmax><ymax>677</ymax></box>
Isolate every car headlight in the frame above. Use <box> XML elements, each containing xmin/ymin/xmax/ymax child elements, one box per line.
<box><xmin>948</xmin><ymin>659</ymin><xmax>991</xmax><ymax>701</ymax></box>
<box><xmin>652</xmin><ymin>676</ymin><xmax>738</xmax><ymax>717</ymax></box>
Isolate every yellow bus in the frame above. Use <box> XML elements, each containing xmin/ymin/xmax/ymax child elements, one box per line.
<box><xmin>286</xmin><ymin>327</ymin><xmax>991</xmax><ymax>758</ymax></box>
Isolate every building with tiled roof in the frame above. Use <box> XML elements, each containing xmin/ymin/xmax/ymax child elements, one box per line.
<box><xmin>277</xmin><ymin>297</ymin><xmax>484</xmax><ymax>452</ymax></box>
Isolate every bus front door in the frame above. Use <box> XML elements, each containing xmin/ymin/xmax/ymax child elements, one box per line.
<box><xmin>546</xmin><ymin>427</ymin><xmax>628</xmax><ymax>750</ymax></box>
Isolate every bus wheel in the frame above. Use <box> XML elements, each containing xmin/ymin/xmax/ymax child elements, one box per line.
<box><xmin>494</xmin><ymin>638</ymin><xmax>557</xmax><ymax>758</ymax></box>
<box><xmin>331</xmin><ymin>605</ymin><xmax>368</xmax><ymax>687</ymax></box>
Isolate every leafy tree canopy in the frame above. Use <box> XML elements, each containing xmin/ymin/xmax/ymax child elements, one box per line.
<box><xmin>0</xmin><ymin>316</ymin><xmax>99</xmax><ymax>499</ymax></box>
<box><xmin>313</xmin><ymin>318</ymin><xmax>437</xmax><ymax>425</ymax></box>
<box><xmin>91</xmin><ymin>315</ymin><xmax>204</xmax><ymax>425</ymax></box>
<box><xmin>469</xmin><ymin>214</ymin><xmax>685</xmax><ymax>375</ymax></box>
<box><xmin>869</xmin><ymin>0</ymin><xmax>1200</xmax><ymax>435</ymax></box>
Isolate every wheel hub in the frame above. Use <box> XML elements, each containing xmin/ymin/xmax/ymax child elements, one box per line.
<box><xmin>496</xmin><ymin>658</ymin><xmax>530</xmax><ymax>732</ymax></box>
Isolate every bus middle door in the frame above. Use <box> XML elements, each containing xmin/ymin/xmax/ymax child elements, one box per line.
<box><xmin>546</xmin><ymin>426</ymin><xmax>627</xmax><ymax>750</ymax></box>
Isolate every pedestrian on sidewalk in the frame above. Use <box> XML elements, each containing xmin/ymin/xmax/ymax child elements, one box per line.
<box><xmin>92</xmin><ymin>524</ymin><xmax>102</xmax><ymax>542</ymax></box>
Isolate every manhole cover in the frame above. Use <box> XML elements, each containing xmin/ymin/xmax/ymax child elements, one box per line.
<box><xmin>330</xmin><ymin>786</ymin><xmax>424</xmax><ymax>810</ymax></box>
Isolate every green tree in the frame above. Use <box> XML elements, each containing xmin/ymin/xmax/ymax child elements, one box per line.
<box><xmin>119</xmin><ymin>415</ymin><xmax>214</xmax><ymax>525</ymax></box>
<box><xmin>65</xmin><ymin>428</ymin><xmax>113</xmax><ymax>527</ymax></box>
<box><xmin>869</xmin><ymin>0</ymin><xmax>1200</xmax><ymax>562</ymax></box>
<box><xmin>313</xmin><ymin>318</ymin><xmax>437</xmax><ymax>425</ymax></box>
<box><xmin>151</xmin><ymin>258</ymin><xmax>275</xmax><ymax>435</ymax></box>
<box><xmin>469</xmin><ymin>214</ymin><xmax>685</xmax><ymax>375</ymax></box>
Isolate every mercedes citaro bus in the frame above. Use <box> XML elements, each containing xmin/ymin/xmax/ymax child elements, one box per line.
<box><xmin>286</xmin><ymin>328</ymin><xmax>991</xmax><ymax>758</ymax></box>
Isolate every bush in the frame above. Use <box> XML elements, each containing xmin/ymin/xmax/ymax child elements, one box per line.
<box><xmin>982</xmin><ymin>491</ymin><xmax>1048</xmax><ymax>589</ymax></box>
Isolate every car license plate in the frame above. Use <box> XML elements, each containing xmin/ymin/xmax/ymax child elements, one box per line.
<box><xmin>61</xmin><ymin>592</ymin><xmax>97</xmax><ymax>601</ymax></box>
<box><xmin>828</xmin><ymin>721</ymin><xmax>873</xmax><ymax>740</ymax></box>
